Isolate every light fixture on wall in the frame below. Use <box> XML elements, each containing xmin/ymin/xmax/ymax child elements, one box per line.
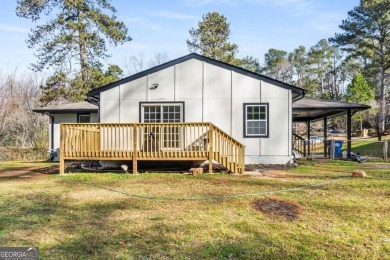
<box><xmin>150</xmin><ymin>83</ymin><xmax>159</xmax><ymax>90</ymax></box>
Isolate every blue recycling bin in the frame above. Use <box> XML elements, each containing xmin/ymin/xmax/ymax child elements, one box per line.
<box><xmin>334</xmin><ymin>140</ymin><xmax>344</xmax><ymax>158</ymax></box>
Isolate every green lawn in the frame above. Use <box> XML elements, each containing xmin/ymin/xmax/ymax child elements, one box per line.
<box><xmin>311</xmin><ymin>137</ymin><xmax>390</xmax><ymax>158</ymax></box>
<box><xmin>0</xmin><ymin>160</ymin><xmax>389</xmax><ymax>259</ymax></box>
<box><xmin>347</xmin><ymin>138</ymin><xmax>390</xmax><ymax>158</ymax></box>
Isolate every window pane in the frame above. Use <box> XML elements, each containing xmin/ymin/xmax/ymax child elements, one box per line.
<box><xmin>260</xmin><ymin>106</ymin><xmax>265</xmax><ymax>113</ymax></box>
<box><xmin>247</xmin><ymin>121</ymin><xmax>260</xmax><ymax>135</ymax></box>
<box><xmin>144</xmin><ymin>104</ymin><xmax>182</xmax><ymax>123</ymax></box>
<box><xmin>78</xmin><ymin>115</ymin><xmax>90</xmax><ymax>123</ymax></box>
<box><xmin>259</xmin><ymin>121</ymin><xmax>266</xmax><ymax>135</ymax></box>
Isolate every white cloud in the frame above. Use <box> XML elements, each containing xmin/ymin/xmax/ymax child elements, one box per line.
<box><xmin>0</xmin><ymin>23</ymin><xmax>29</xmax><ymax>33</ymax></box>
<box><xmin>250</xmin><ymin>0</ymin><xmax>318</xmax><ymax>16</ymax></box>
<box><xmin>149</xmin><ymin>11</ymin><xmax>195</xmax><ymax>20</ymax></box>
<box><xmin>124</xmin><ymin>16</ymin><xmax>162</xmax><ymax>31</ymax></box>
<box><xmin>309</xmin><ymin>13</ymin><xmax>344</xmax><ymax>34</ymax></box>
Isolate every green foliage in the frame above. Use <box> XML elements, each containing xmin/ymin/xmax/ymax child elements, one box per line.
<box><xmin>40</xmin><ymin>65</ymin><xmax>123</xmax><ymax>104</ymax></box>
<box><xmin>238</xmin><ymin>56</ymin><xmax>262</xmax><ymax>73</ymax></box>
<box><xmin>330</xmin><ymin>0</ymin><xmax>390</xmax><ymax>131</ymax></box>
<box><xmin>288</xmin><ymin>46</ymin><xmax>307</xmax><ymax>87</ymax></box>
<box><xmin>346</xmin><ymin>73</ymin><xmax>375</xmax><ymax>104</ymax></box>
<box><xmin>16</xmin><ymin>0</ymin><xmax>131</xmax><ymax>102</ymax></box>
<box><xmin>187</xmin><ymin>12</ymin><xmax>239</xmax><ymax>64</ymax></box>
<box><xmin>263</xmin><ymin>48</ymin><xmax>291</xmax><ymax>82</ymax></box>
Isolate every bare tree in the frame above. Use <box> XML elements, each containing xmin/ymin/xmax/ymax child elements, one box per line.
<box><xmin>148</xmin><ymin>52</ymin><xmax>169</xmax><ymax>68</ymax></box>
<box><xmin>124</xmin><ymin>52</ymin><xmax>146</xmax><ymax>75</ymax></box>
<box><xmin>367</xmin><ymin>101</ymin><xmax>390</xmax><ymax>140</ymax></box>
<box><xmin>0</xmin><ymin>70</ymin><xmax>48</xmax><ymax>148</ymax></box>
<box><xmin>125</xmin><ymin>52</ymin><xmax>169</xmax><ymax>76</ymax></box>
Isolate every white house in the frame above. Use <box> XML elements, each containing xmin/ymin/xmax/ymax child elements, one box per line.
<box><xmin>87</xmin><ymin>53</ymin><xmax>304</xmax><ymax>165</ymax></box>
<box><xmin>34</xmin><ymin>53</ymin><xmax>370</xmax><ymax>174</ymax></box>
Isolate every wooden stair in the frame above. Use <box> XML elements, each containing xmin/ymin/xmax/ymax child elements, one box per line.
<box><xmin>210</xmin><ymin>124</ymin><xmax>245</xmax><ymax>174</ymax></box>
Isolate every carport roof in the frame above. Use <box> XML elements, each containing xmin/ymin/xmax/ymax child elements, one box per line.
<box><xmin>292</xmin><ymin>98</ymin><xmax>371</xmax><ymax>122</ymax></box>
<box><xmin>33</xmin><ymin>101</ymin><xmax>98</xmax><ymax>114</ymax></box>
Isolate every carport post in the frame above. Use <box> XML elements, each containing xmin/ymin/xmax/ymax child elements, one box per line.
<box><xmin>307</xmin><ymin>120</ymin><xmax>311</xmax><ymax>158</ymax></box>
<box><xmin>324</xmin><ymin>116</ymin><xmax>328</xmax><ymax>157</ymax></box>
<box><xmin>347</xmin><ymin>109</ymin><xmax>352</xmax><ymax>158</ymax></box>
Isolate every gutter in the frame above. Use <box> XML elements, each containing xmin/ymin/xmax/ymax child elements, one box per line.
<box><xmin>86</xmin><ymin>95</ymin><xmax>100</xmax><ymax>105</ymax></box>
<box><xmin>292</xmin><ymin>90</ymin><xmax>305</xmax><ymax>102</ymax></box>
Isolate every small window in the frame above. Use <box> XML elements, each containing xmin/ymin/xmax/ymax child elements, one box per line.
<box><xmin>244</xmin><ymin>103</ymin><xmax>268</xmax><ymax>137</ymax></box>
<box><xmin>78</xmin><ymin>114</ymin><xmax>91</xmax><ymax>123</ymax></box>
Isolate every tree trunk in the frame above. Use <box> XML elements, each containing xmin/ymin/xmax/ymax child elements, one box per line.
<box><xmin>378</xmin><ymin>45</ymin><xmax>386</xmax><ymax>141</ymax></box>
<box><xmin>78</xmin><ymin>9</ymin><xmax>88</xmax><ymax>89</ymax></box>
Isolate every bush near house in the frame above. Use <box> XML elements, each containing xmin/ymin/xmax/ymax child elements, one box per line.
<box><xmin>0</xmin><ymin>147</ymin><xmax>47</xmax><ymax>162</ymax></box>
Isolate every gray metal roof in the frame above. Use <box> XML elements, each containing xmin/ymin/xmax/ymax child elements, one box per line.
<box><xmin>33</xmin><ymin>101</ymin><xmax>98</xmax><ymax>114</ymax></box>
<box><xmin>292</xmin><ymin>98</ymin><xmax>371</xmax><ymax>122</ymax></box>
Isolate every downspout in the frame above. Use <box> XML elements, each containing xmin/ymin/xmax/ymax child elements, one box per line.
<box><xmin>48</xmin><ymin>114</ymin><xmax>54</xmax><ymax>151</ymax></box>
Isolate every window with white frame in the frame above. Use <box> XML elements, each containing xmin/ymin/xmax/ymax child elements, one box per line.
<box><xmin>142</xmin><ymin>103</ymin><xmax>183</xmax><ymax>123</ymax></box>
<box><xmin>244</xmin><ymin>103</ymin><xmax>268</xmax><ymax>137</ymax></box>
<box><xmin>141</xmin><ymin>103</ymin><xmax>184</xmax><ymax>149</ymax></box>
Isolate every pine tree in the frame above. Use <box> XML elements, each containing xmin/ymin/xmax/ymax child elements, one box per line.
<box><xmin>187</xmin><ymin>12</ymin><xmax>239</xmax><ymax>65</ymax></box>
<box><xmin>330</xmin><ymin>0</ymin><xmax>390</xmax><ymax>138</ymax></box>
<box><xmin>346</xmin><ymin>73</ymin><xmax>374</xmax><ymax>104</ymax></box>
<box><xmin>16</xmin><ymin>0</ymin><xmax>131</xmax><ymax>100</ymax></box>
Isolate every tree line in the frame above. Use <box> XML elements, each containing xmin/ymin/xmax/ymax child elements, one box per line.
<box><xmin>1</xmin><ymin>0</ymin><xmax>389</xmax><ymax>149</ymax></box>
<box><xmin>186</xmin><ymin>3</ymin><xmax>389</xmax><ymax>139</ymax></box>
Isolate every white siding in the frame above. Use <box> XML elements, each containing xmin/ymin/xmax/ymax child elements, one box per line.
<box><xmin>231</xmin><ymin>72</ymin><xmax>261</xmax><ymax>158</ymax></box>
<box><xmin>50</xmin><ymin>113</ymin><xmax>98</xmax><ymax>161</ymax></box>
<box><xmin>98</xmin><ymin>58</ymin><xmax>293</xmax><ymax>164</ymax></box>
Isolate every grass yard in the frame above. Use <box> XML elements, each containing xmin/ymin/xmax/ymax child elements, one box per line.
<box><xmin>311</xmin><ymin>137</ymin><xmax>390</xmax><ymax>159</ymax></box>
<box><xmin>0</xmin><ymin>160</ymin><xmax>389</xmax><ymax>259</ymax></box>
<box><xmin>347</xmin><ymin>137</ymin><xmax>390</xmax><ymax>158</ymax></box>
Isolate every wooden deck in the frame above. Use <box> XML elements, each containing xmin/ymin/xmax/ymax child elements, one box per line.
<box><xmin>60</xmin><ymin>123</ymin><xmax>245</xmax><ymax>174</ymax></box>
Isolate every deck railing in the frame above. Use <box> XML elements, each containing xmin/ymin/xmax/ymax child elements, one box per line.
<box><xmin>60</xmin><ymin>123</ymin><xmax>245</xmax><ymax>174</ymax></box>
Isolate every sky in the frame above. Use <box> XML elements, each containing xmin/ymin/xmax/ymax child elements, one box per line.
<box><xmin>0</xmin><ymin>0</ymin><xmax>359</xmax><ymax>75</ymax></box>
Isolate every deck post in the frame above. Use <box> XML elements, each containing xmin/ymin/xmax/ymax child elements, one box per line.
<box><xmin>132</xmin><ymin>124</ymin><xmax>138</xmax><ymax>174</ymax></box>
<box><xmin>59</xmin><ymin>124</ymin><xmax>65</xmax><ymax>175</ymax></box>
<box><xmin>208</xmin><ymin>123</ymin><xmax>213</xmax><ymax>174</ymax></box>
<box><xmin>324</xmin><ymin>116</ymin><xmax>328</xmax><ymax>157</ymax></box>
<box><xmin>307</xmin><ymin>120</ymin><xmax>311</xmax><ymax>159</ymax></box>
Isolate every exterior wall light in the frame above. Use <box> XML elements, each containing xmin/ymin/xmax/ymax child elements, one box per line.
<box><xmin>150</xmin><ymin>83</ymin><xmax>159</xmax><ymax>89</ymax></box>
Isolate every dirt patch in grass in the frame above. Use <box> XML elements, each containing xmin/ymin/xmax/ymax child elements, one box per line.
<box><xmin>262</xmin><ymin>170</ymin><xmax>289</xmax><ymax>178</ymax></box>
<box><xmin>245</xmin><ymin>164</ymin><xmax>295</xmax><ymax>172</ymax></box>
<box><xmin>251</xmin><ymin>197</ymin><xmax>302</xmax><ymax>221</ymax></box>
<box><xmin>32</xmin><ymin>166</ymin><xmax>59</xmax><ymax>175</ymax></box>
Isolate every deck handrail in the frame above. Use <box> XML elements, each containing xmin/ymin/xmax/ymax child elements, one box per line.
<box><xmin>60</xmin><ymin>122</ymin><xmax>245</xmax><ymax>174</ymax></box>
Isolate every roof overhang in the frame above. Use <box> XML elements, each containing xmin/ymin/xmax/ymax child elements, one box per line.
<box><xmin>33</xmin><ymin>101</ymin><xmax>98</xmax><ymax>114</ymax></box>
<box><xmin>292</xmin><ymin>98</ymin><xmax>371</xmax><ymax>122</ymax></box>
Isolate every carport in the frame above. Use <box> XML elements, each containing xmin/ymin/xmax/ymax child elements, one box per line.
<box><xmin>292</xmin><ymin>98</ymin><xmax>371</xmax><ymax>158</ymax></box>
